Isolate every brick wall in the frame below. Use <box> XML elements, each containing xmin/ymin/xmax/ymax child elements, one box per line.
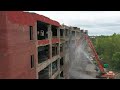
<box><xmin>0</xmin><ymin>12</ymin><xmax>37</xmax><ymax>79</ymax></box>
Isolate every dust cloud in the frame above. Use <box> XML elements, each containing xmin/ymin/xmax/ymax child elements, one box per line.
<box><xmin>68</xmin><ymin>34</ymin><xmax>97</xmax><ymax>79</ymax></box>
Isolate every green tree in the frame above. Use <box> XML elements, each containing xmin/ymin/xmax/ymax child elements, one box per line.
<box><xmin>91</xmin><ymin>33</ymin><xmax>120</xmax><ymax>71</ymax></box>
<box><xmin>111</xmin><ymin>52</ymin><xmax>120</xmax><ymax>71</ymax></box>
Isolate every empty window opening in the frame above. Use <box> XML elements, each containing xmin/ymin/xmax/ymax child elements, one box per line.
<box><xmin>72</xmin><ymin>31</ymin><xmax>75</xmax><ymax>38</ymax></box>
<box><xmin>52</xmin><ymin>43</ymin><xmax>58</xmax><ymax>57</ymax></box>
<box><xmin>60</xmin><ymin>44</ymin><xmax>63</xmax><ymax>53</ymax></box>
<box><xmin>60</xmin><ymin>57</ymin><xmax>64</xmax><ymax>66</ymax></box>
<box><xmin>38</xmin><ymin>45</ymin><xmax>50</xmax><ymax>64</ymax></box>
<box><xmin>31</xmin><ymin>55</ymin><xmax>34</xmax><ymax>68</ymax></box>
<box><xmin>65</xmin><ymin>29</ymin><xmax>69</xmax><ymax>37</ymax></box>
<box><xmin>52</xmin><ymin>25</ymin><xmax>57</xmax><ymax>38</ymax></box>
<box><xmin>29</xmin><ymin>26</ymin><xmax>33</xmax><ymax>40</ymax></box>
<box><xmin>73</xmin><ymin>27</ymin><xmax>77</xmax><ymax>29</ymax></box>
<box><xmin>38</xmin><ymin>66</ymin><xmax>49</xmax><ymax>79</ymax></box>
<box><xmin>60</xmin><ymin>29</ymin><xmax>64</xmax><ymax>37</ymax></box>
<box><xmin>52</xmin><ymin>60</ymin><xmax>58</xmax><ymax>75</ymax></box>
<box><xmin>60</xmin><ymin>71</ymin><xmax>64</xmax><ymax>77</ymax></box>
<box><xmin>37</xmin><ymin>21</ymin><xmax>48</xmax><ymax>40</ymax></box>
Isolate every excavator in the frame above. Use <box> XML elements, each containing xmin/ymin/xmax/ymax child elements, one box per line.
<box><xmin>83</xmin><ymin>31</ymin><xmax>115</xmax><ymax>79</ymax></box>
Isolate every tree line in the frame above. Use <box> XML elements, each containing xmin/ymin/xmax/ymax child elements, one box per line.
<box><xmin>91</xmin><ymin>33</ymin><xmax>120</xmax><ymax>72</ymax></box>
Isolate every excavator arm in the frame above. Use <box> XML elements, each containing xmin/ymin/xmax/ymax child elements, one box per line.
<box><xmin>84</xmin><ymin>34</ymin><xmax>105</xmax><ymax>73</ymax></box>
<box><xmin>83</xmin><ymin>33</ymin><xmax>115</xmax><ymax>79</ymax></box>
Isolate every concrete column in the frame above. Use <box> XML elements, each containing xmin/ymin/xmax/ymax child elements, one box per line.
<box><xmin>35</xmin><ymin>22</ymin><xmax>39</xmax><ymax>79</ymax></box>
<box><xmin>75</xmin><ymin>31</ymin><xmax>77</xmax><ymax>48</ymax></box>
<box><xmin>49</xmin><ymin>64</ymin><xmax>52</xmax><ymax>78</ymax></box>
<box><xmin>57</xmin><ymin>59</ymin><xmax>60</xmax><ymax>79</ymax></box>
<box><xmin>68</xmin><ymin>27</ymin><xmax>73</xmax><ymax>79</ymax></box>
<box><xmin>34</xmin><ymin>22</ymin><xmax>38</xmax><ymax>41</ymax></box>
<box><xmin>57</xmin><ymin>27</ymin><xmax>60</xmax><ymax>55</ymax></box>
<box><xmin>63</xmin><ymin>50</ymin><xmax>65</xmax><ymax>78</ymax></box>
<box><xmin>57</xmin><ymin>27</ymin><xmax>60</xmax><ymax>78</ymax></box>
<box><xmin>48</xmin><ymin>25</ymin><xmax>52</xmax><ymax>78</ymax></box>
<box><xmin>63</xmin><ymin>28</ymin><xmax>65</xmax><ymax>39</ymax></box>
<box><xmin>57</xmin><ymin>27</ymin><xmax>60</xmax><ymax>39</ymax></box>
<box><xmin>48</xmin><ymin>25</ymin><xmax>52</xmax><ymax>39</ymax></box>
<box><xmin>48</xmin><ymin>25</ymin><xmax>52</xmax><ymax>60</ymax></box>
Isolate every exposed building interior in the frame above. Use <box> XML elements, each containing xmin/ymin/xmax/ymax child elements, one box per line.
<box><xmin>37</xmin><ymin>21</ymin><xmax>48</xmax><ymax>40</ymax></box>
<box><xmin>52</xmin><ymin>25</ymin><xmax>57</xmax><ymax>38</ymax></box>
<box><xmin>72</xmin><ymin>31</ymin><xmax>75</xmax><ymax>38</ymax></box>
<box><xmin>60</xmin><ymin>44</ymin><xmax>63</xmax><ymax>53</ymax></box>
<box><xmin>1</xmin><ymin>11</ymin><xmax>100</xmax><ymax>79</ymax></box>
<box><xmin>38</xmin><ymin>45</ymin><xmax>50</xmax><ymax>64</ymax></box>
<box><xmin>60</xmin><ymin>71</ymin><xmax>64</xmax><ymax>78</ymax></box>
<box><xmin>38</xmin><ymin>65</ymin><xmax>49</xmax><ymax>79</ymax></box>
<box><xmin>52</xmin><ymin>60</ymin><xmax>58</xmax><ymax>75</ymax></box>
<box><xmin>60</xmin><ymin>29</ymin><xmax>64</xmax><ymax>37</ymax></box>
<box><xmin>60</xmin><ymin>57</ymin><xmax>64</xmax><ymax>67</ymax></box>
<box><xmin>52</xmin><ymin>43</ymin><xmax>59</xmax><ymax>57</ymax></box>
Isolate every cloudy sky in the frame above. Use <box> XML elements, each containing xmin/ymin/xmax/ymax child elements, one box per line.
<box><xmin>28</xmin><ymin>11</ymin><xmax>120</xmax><ymax>36</ymax></box>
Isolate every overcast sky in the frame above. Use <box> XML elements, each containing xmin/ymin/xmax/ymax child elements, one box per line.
<box><xmin>28</xmin><ymin>11</ymin><xmax>120</xmax><ymax>36</ymax></box>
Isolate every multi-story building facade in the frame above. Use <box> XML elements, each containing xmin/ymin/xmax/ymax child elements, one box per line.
<box><xmin>0</xmin><ymin>11</ymin><xmax>88</xmax><ymax>79</ymax></box>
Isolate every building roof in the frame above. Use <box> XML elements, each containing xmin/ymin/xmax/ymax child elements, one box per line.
<box><xmin>6</xmin><ymin>11</ymin><xmax>60</xmax><ymax>27</ymax></box>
